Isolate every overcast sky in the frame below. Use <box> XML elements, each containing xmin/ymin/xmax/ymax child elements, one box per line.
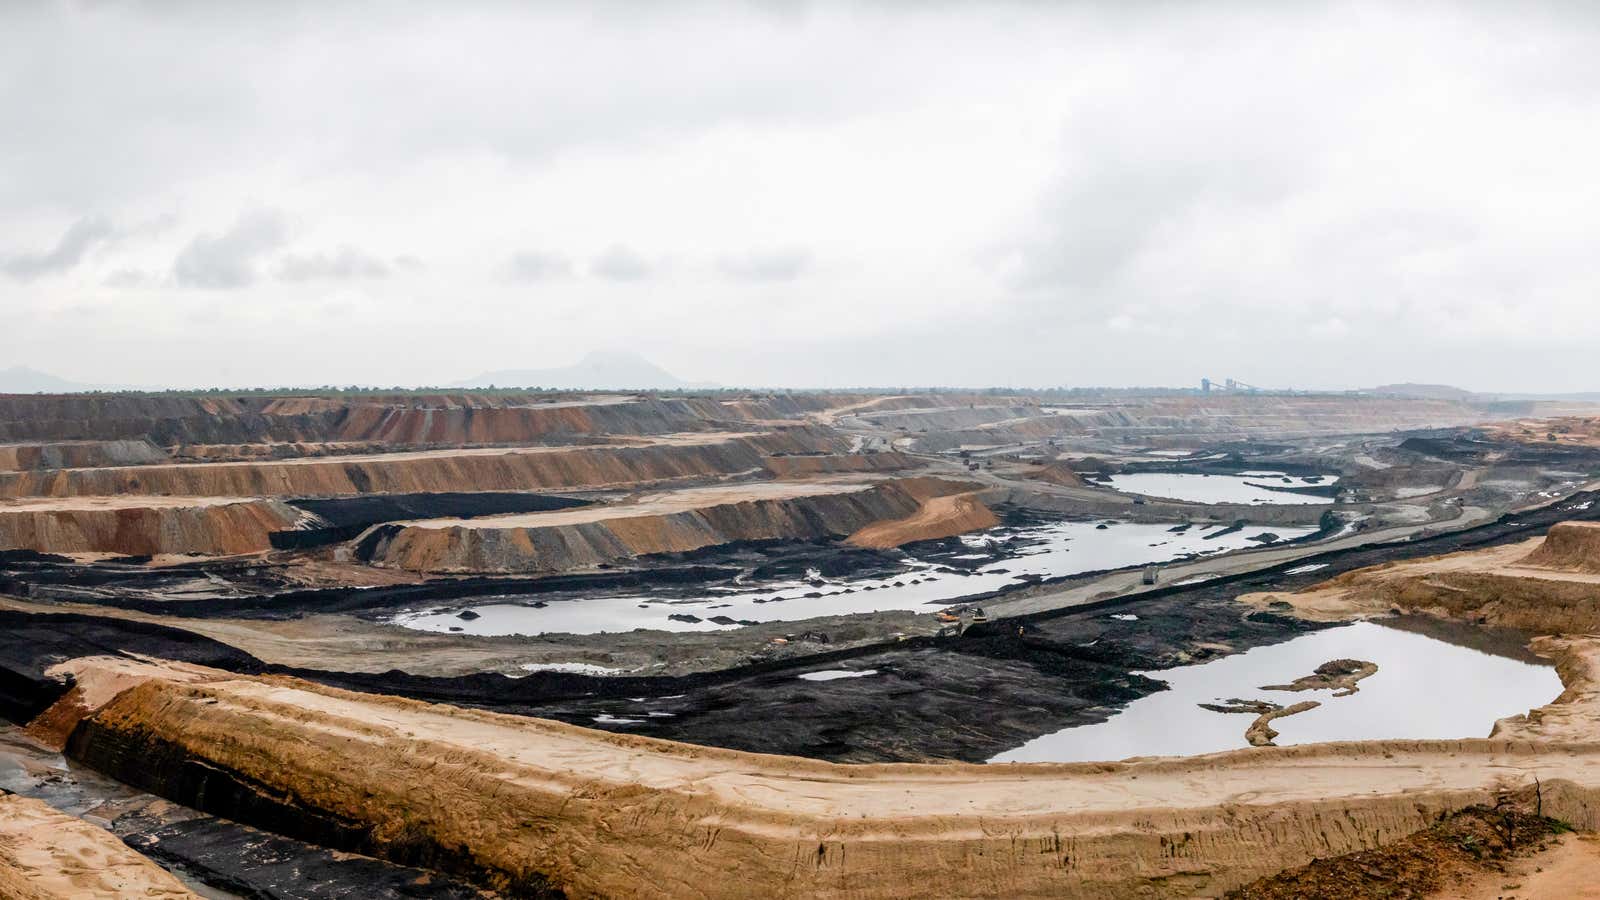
<box><xmin>4</xmin><ymin>1</ymin><xmax>1599</xmax><ymax>391</ymax></box>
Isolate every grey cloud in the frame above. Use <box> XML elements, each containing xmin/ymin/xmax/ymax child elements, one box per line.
<box><xmin>590</xmin><ymin>245</ymin><xmax>653</xmax><ymax>282</ymax></box>
<box><xmin>717</xmin><ymin>248</ymin><xmax>813</xmax><ymax>283</ymax></box>
<box><xmin>104</xmin><ymin>268</ymin><xmax>154</xmax><ymax>289</ymax></box>
<box><xmin>173</xmin><ymin>210</ymin><xmax>289</xmax><ymax>289</ymax></box>
<box><xmin>3</xmin><ymin>215</ymin><xmax>115</xmax><ymax>281</ymax></box>
<box><xmin>504</xmin><ymin>251</ymin><xmax>574</xmax><ymax>282</ymax></box>
<box><xmin>275</xmin><ymin>246</ymin><xmax>392</xmax><ymax>282</ymax></box>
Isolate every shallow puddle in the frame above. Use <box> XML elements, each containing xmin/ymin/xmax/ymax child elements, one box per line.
<box><xmin>990</xmin><ymin>620</ymin><xmax>1561</xmax><ymax>763</ymax></box>
<box><xmin>797</xmin><ymin>669</ymin><xmax>879</xmax><ymax>681</ymax></box>
<box><xmin>1107</xmin><ymin>472</ymin><xmax>1336</xmax><ymax>505</ymax></box>
<box><xmin>393</xmin><ymin>519</ymin><xmax>1314</xmax><ymax>636</ymax></box>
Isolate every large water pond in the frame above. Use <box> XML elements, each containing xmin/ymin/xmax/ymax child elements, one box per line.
<box><xmin>1106</xmin><ymin>471</ymin><xmax>1336</xmax><ymax>505</ymax></box>
<box><xmin>990</xmin><ymin>620</ymin><xmax>1560</xmax><ymax>764</ymax></box>
<box><xmin>393</xmin><ymin>518</ymin><xmax>1314</xmax><ymax>636</ymax></box>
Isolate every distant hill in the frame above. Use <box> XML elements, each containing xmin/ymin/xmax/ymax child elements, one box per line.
<box><xmin>0</xmin><ymin>366</ymin><xmax>95</xmax><ymax>394</ymax></box>
<box><xmin>455</xmin><ymin>351</ymin><xmax>716</xmax><ymax>390</ymax></box>
<box><xmin>1368</xmin><ymin>383</ymin><xmax>1477</xmax><ymax>401</ymax></box>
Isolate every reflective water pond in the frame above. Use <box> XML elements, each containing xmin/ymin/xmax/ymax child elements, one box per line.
<box><xmin>1107</xmin><ymin>472</ymin><xmax>1337</xmax><ymax>505</ymax></box>
<box><xmin>990</xmin><ymin>620</ymin><xmax>1561</xmax><ymax>763</ymax></box>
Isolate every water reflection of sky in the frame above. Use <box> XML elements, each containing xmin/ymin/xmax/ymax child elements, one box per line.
<box><xmin>1107</xmin><ymin>471</ymin><xmax>1337</xmax><ymax>505</ymax></box>
<box><xmin>991</xmin><ymin>621</ymin><xmax>1560</xmax><ymax>763</ymax></box>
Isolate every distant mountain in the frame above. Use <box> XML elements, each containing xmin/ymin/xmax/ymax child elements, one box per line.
<box><xmin>455</xmin><ymin>351</ymin><xmax>716</xmax><ymax>390</ymax></box>
<box><xmin>0</xmin><ymin>366</ymin><xmax>95</xmax><ymax>394</ymax></box>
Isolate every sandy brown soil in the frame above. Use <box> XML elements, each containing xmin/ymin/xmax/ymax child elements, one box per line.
<box><xmin>1488</xmin><ymin>415</ymin><xmax>1600</xmax><ymax>449</ymax></box>
<box><xmin>1451</xmin><ymin>831</ymin><xmax>1600</xmax><ymax>899</ymax></box>
<box><xmin>1231</xmin><ymin>801</ymin><xmax>1579</xmax><ymax>900</ymax></box>
<box><xmin>1024</xmin><ymin>461</ymin><xmax>1086</xmax><ymax>487</ymax></box>
<box><xmin>0</xmin><ymin>793</ymin><xmax>197</xmax><ymax>898</ymax></box>
<box><xmin>0</xmin><ymin>496</ymin><xmax>302</xmax><ymax>555</ymax></box>
<box><xmin>845</xmin><ymin>489</ymin><xmax>999</xmax><ymax>548</ymax></box>
<box><xmin>1522</xmin><ymin>521</ymin><xmax>1600</xmax><ymax>573</ymax></box>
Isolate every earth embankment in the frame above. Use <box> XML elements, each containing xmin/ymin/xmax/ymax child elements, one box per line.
<box><xmin>47</xmin><ymin>660</ymin><xmax>1600</xmax><ymax>900</ymax></box>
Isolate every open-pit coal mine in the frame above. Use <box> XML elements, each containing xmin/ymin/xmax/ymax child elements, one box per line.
<box><xmin>9</xmin><ymin>388</ymin><xmax>1600</xmax><ymax>897</ymax></box>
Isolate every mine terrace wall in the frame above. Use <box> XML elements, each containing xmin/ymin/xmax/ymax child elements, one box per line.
<box><xmin>0</xmin><ymin>431</ymin><xmax>841</xmax><ymax>499</ymax></box>
<box><xmin>0</xmin><ymin>440</ymin><xmax>168</xmax><ymax>471</ymax></box>
<box><xmin>366</xmin><ymin>477</ymin><xmax>981</xmax><ymax>573</ymax></box>
<box><xmin>0</xmin><ymin>499</ymin><xmax>303</xmax><ymax>556</ymax></box>
<box><xmin>0</xmin><ymin>393</ymin><xmax>848</xmax><ymax>447</ymax></box>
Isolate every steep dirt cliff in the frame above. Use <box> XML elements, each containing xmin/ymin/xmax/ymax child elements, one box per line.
<box><xmin>366</xmin><ymin>477</ymin><xmax>982</xmax><ymax>573</ymax></box>
<box><xmin>0</xmin><ymin>498</ymin><xmax>302</xmax><ymax>556</ymax></box>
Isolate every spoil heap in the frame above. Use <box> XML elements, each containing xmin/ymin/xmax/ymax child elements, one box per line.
<box><xmin>1521</xmin><ymin>521</ymin><xmax>1600</xmax><ymax>574</ymax></box>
